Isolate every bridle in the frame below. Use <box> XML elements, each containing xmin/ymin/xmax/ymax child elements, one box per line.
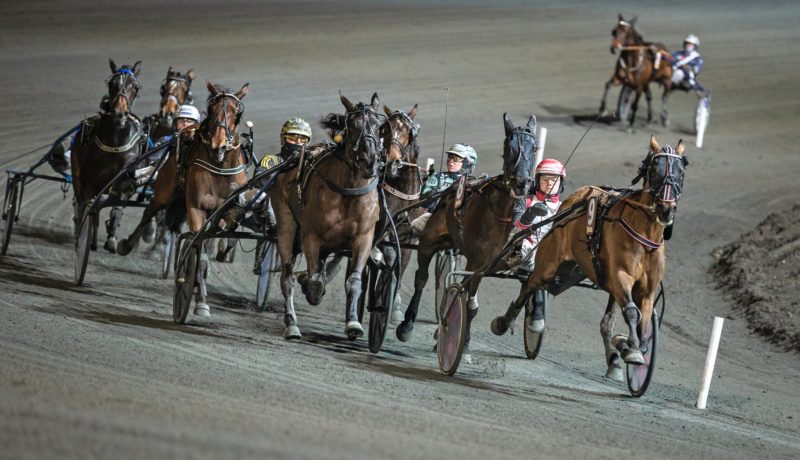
<box><xmin>160</xmin><ymin>75</ymin><xmax>192</xmax><ymax>112</ymax></box>
<box><xmin>106</xmin><ymin>68</ymin><xmax>140</xmax><ymax>111</ymax></box>
<box><xmin>343</xmin><ymin>104</ymin><xmax>385</xmax><ymax>177</ymax></box>
<box><xmin>385</xmin><ymin>110</ymin><xmax>420</xmax><ymax>166</ymax></box>
<box><xmin>204</xmin><ymin>92</ymin><xmax>243</xmax><ymax>154</ymax></box>
<box><xmin>502</xmin><ymin>127</ymin><xmax>536</xmax><ymax>195</ymax></box>
<box><xmin>632</xmin><ymin>146</ymin><xmax>688</xmax><ymax>211</ymax></box>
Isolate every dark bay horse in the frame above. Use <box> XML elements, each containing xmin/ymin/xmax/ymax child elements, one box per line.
<box><xmin>71</xmin><ymin>59</ymin><xmax>145</xmax><ymax>253</ymax></box>
<box><xmin>396</xmin><ymin>113</ymin><xmax>536</xmax><ymax>350</ymax></box>
<box><xmin>270</xmin><ymin>93</ymin><xmax>385</xmax><ymax>340</ymax></box>
<box><xmin>492</xmin><ymin>135</ymin><xmax>687</xmax><ymax>381</ymax></box>
<box><xmin>143</xmin><ymin>66</ymin><xmax>195</xmax><ymax>143</ymax></box>
<box><xmin>181</xmin><ymin>81</ymin><xmax>250</xmax><ymax>317</ymax></box>
<box><xmin>598</xmin><ymin>15</ymin><xmax>673</xmax><ymax>129</ymax></box>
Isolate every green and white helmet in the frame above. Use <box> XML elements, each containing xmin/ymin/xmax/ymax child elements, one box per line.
<box><xmin>280</xmin><ymin>117</ymin><xmax>312</xmax><ymax>143</ymax></box>
<box><xmin>446</xmin><ymin>143</ymin><xmax>478</xmax><ymax>174</ymax></box>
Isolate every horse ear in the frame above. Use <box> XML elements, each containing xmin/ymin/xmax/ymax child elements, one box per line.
<box><xmin>618</xmin><ymin>13</ymin><xmax>623</xmax><ymax>22</ymax></box>
<box><xmin>235</xmin><ymin>82</ymin><xmax>250</xmax><ymax>99</ymax></box>
<box><xmin>503</xmin><ymin>112</ymin><xmax>514</xmax><ymax>136</ymax></box>
<box><xmin>186</xmin><ymin>69</ymin><xmax>196</xmax><ymax>82</ymax></box>
<box><xmin>206</xmin><ymin>80</ymin><xmax>218</xmax><ymax>96</ymax></box>
<box><xmin>527</xmin><ymin>114</ymin><xmax>537</xmax><ymax>132</ymax></box>
<box><xmin>109</xmin><ymin>58</ymin><xmax>118</xmax><ymax>74</ymax></box>
<box><xmin>132</xmin><ymin>61</ymin><xmax>142</xmax><ymax>76</ymax></box>
<box><xmin>371</xmin><ymin>92</ymin><xmax>380</xmax><ymax>110</ymax></box>
<box><xmin>630</xmin><ymin>16</ymin><xmax>637</xmax><ymax>27</ymax></box>
<box><xmin>649</xmin><ymin>134</ymin><xmax>660</xmax><ymax>152</ymax></box>
<box><xmin>167</xmin><ymin>65</ymin><xmax>174</xmax><ymax>76</ymax></box>
<box><xmin>408</xmin><ymin>104</ymin><xmax>418</xmax><ymax>119</ymax></box>
<box><xmin>384</xmin><ymin>105</ymin><xmax>392</xmax><ymax>116</ymax></box>
<box><xmin>340</xmin><ymin>92</ymin><xmax>355</xmax><ymax>113</ymax></box>
<box><xmin>676</xmin><ymin>139</ymin><xmax>685</xmax><ymax>156</ymax></box>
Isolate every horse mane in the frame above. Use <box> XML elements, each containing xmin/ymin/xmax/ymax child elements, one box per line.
<box><xmin>320</xmin><ymin>113</ymin><xmax>346</xmax><ymax>140</ymax></box>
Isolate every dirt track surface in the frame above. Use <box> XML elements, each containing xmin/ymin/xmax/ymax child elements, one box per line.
<box><xmin>2</xmin><ymin>1</ymin><xmax>799</xmax><ymax>459</ymax></box>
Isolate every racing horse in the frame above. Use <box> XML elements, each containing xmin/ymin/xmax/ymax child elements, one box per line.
<box><xmin>181</xmin><ymin>81</ymin><xmax>250</xmax><ymax>317</ymax></box>
<box><xmin>492</xmin><ymin>135</ymin><xmax>687</xmax><ymax>382</ymax></box>
<box><xmin>143</xmin><ymin>66</ymin><xmax>196</xmax><ymax>144</ymax></box>
<box><xmin>270</xmin><ymin>93</ymin><xmax>385</xmax><ymax>340</ymax></box>
<box><xmin>598</xmin><ymin>15</ymin><xmax>673</xmax><ymax>129</ymax></box>
<box><xmin>396</xmin><ymin>113</ymin><xmax>536</xmax><ymax>349</ymax></box>
<box><xmin>71</xmin><ymin>59</ymin><xmax>145</xmax><ymax>253</ymax></box>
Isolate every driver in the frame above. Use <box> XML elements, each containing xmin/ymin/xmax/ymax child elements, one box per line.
<box><xmin>670</xmin><ymin>34</ymin><xmax>706</xmax><ymax>93</ymax></box>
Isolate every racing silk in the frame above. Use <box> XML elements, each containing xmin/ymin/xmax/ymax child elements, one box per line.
<box><xmin>671</xmin><ymin>50</ymin><xmax>703</xmax><ymax>75</ymax></box>
<box><xmin>421</xmin><ymin>171</ymin><xmax>463</xmax><ymax>211</ymax></box>
<box><xmin>512</xmin><ymin>192</ymin><xmax>561</xmax><ymax>244</ymax></box>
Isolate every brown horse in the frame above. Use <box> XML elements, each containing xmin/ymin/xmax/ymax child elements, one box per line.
<box><xmin>181</xmin><ymin>81</ymin><xmax>250</xmax><ymax>317</ymax></box>
<box><xmin>396</xmin><ymin>113</ymin><xmax>537</xmax><ymax>351</ymax></box>
<box><xmin>270</xmin><ymin>93</ymin><xmax>385</xmax><ymax>340</ymax></box>
<box><xmin>143</xmin><ymin>66</ymin><xmax>196</xmax><ymax>144</ymax></box>
<box><xmin>71</xmin><ymin>59</ymin><xmax>145</xmax><ymax>253</ymax></box>
<box><xmin>598</xmin><ymin>15</ymin><xmax>673</xmax><ymax>129</ymax></box>
<box><xmin>492</xmin><ymin>135</ymin><xmax>687</xmax><ymax>381</ymax></box>
<box><xmin>380</xmin><ymin>104</ymin><xmax>423</xmax><ymax>321</ymax></box>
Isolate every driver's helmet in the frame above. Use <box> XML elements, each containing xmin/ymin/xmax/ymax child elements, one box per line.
<box><xmin>280</xmin><ymin>117</ymin><xmax>312</xmax><ymax>144</ymax></box>
<box><xmin>176</xmin><ymin>104</ymin><xmax>200</xmax><ymax>123</ymax></box>
<box><xmin>684</xmin><ymin>34</ymin><xmax>700</xmax><ymax>49</ymax></box>
<box><xmin>446</xmin><ymin>143</ymin><xmax>478</xmax><ymax>175</ymax></box>
<box><xmin>534</xmin><ymin>158</ymin><xmax>566</xmax><ymax>194</ymax></box>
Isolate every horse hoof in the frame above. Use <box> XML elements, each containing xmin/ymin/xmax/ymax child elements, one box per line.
<box><xmin>605</xmin><ymin>365</ymin><xmax>625</xmax><ymax>382</ymax></box>
<box><xmin>390</xmin><ymin>307</ymin><xmax>404</xmax><ymax>325</ymax></box>
<box><xmin>194</xmin><ymin>303</ymin><xmax>211</xmax><ymax>317</ymax></box>
<box><xmin>285</xmin><ymin>325</ymin><xmax>302</xmax><ymax>340</ymax></box>
<box><xmin>345</xmin><ymin>321</ymin><xmax>364</xmax><ymax>340</ymax></box>
<box><xmin>104</xmin><ymin>238</ymin><xmax>117</xmax><ymax>254</ymax></box>
<box><xmin>304</xmin><ymin>280</ymin><xmax>325</xmax><ymax>306</ymax></box>
<box><xmin>116</xmin><ymin>239</ymin><xmax>132</xmax><ymax>256</ymax></box>
<box><xmin>528</xmin><ymin>319</ymin><xmax>545</xmax><ymax>334</ymax></box>
<box><xmin>626</xmin><ymin>126</ymin><xmax>635</xmax><ymax>135</ymax></box>
<box><xmin>622</xmin><ymin>348</ymin><xmax>645</xmax><ymax>365</ymax></box>
<box><xmin>396</xmin><ymin>320</ymin><xmax>414</xmax><ymax>342</ymax></box>
<box><xmin>490</xmin><ymin>316</ymin><xmax>508</xmax><ymax>336</ymax></box>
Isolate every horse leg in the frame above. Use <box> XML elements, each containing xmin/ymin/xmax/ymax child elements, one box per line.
<box><xmin>343</xmin><ymin>235</ymin><xmax>372</xmax><ymax>340</ymax></box>
<box><xmin>492</xmin><ymin>281</ymin><xmax>537</xmax><ymax>336</ymax></box>
<box><xmin>599</xmin><ymin>77</ymin><xmax>619</xmax><ymax>115</ymax></box>
<box><xmin>396</xmin><ymin>245</ymin><xmax>435</xmax><ymax>342</ymax></box>
<box><xmin>118</xmin><ymin>202</ymin><xmax>160</xmax><ymax>256</ymax></box>
<box><xmin>660</xmin><ymin>88</ymin><xmax>671</xmax><ymax>127</ymax></box>
<box><xmin>390</xmin><ymin>247</ymin><xmax>408</xmax><ymax>324</ymax></box>
<box><xmin>103</xmin><ymin>206</ymin><xmax>124</xmax><ymax>253</ymax></box>
<box><xmin>462</xmin><ymin>267</ymin><xmax>484</xmax><ymax>359</ymax></box>
<box><xmin>299</xmin><ymin>234</ymin><xmax>325</xmax><ymax>306</ymax></box>
<box><xmin>601</xmin><ymin>295</ymin><xmax>624</xmax><ymax>381</ymax></box>
<box><xmin>645</xmin><ymin>86</ymin><xmax>654</xmax><ymax>124</ymax></box>
<box><xmin>90</xmin><ymin>211</ymin><xmax>100</xmax><ymax>251</ymax></box>
<box><xmin>193</xmin><ymin>239</ymin><xmax>213</xmax><ymax>317</ymax></box>
<box><xmin>627</xmin><ymin>90</ymin><xmax>642</xmax><ymax>132</ymax></box>
<box><xmin>276</xmin><ymin>220</ymin><xmax>301</xmax><ymax>339</ymax></box>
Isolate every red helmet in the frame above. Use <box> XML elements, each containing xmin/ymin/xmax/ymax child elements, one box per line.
<box><xmin>534</xmin><ymin>158</ymin><xmax>566</xmax><ymax>195</ymax></box>
<box><xmin>535</xmin><ymin>158</ymin><xmax>566</xmax><ymax>178</ymax></box>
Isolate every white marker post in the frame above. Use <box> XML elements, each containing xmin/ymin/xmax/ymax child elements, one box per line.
<box><xmin>696</xmin><ymin>316</ymin><xmax>724</xmax><ymax>409</ymax></box>
<box><xmin>534</xmin><ymin>127</ymin><xmax>547</xmax><ymax>169</ymax></box>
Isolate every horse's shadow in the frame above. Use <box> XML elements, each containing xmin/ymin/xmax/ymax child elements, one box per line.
<box><xmin>0</xmin><ymin>257</ymin><xmax>75</xmax><ymax>290</ymax></box>
<box><xmin>9</xmin><ymin>223</ymin><xmax>74</xmax><ymax>246</ymax></box>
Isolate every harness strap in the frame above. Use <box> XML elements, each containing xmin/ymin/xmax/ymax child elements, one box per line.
<box><xmin>322</xmin><ymin>175</ymin><xmax>379</xmax><ymax>196</ymax></box>
<box><xmin>192</xmin><ymin>159</ymin><xmax>247</xmax><ymax>176</ymax></box>
<box><xmin>618</xmin><ymin>218</ymin><xmax>663</xmax><ymax>249</ymax></box>
<box><xmin>383</xmin><ymin>183</ymin><xmax>420</xmax><ymax>201</ymax></box>
<box><xmin>94</xmin><ymin>132</ymin><xmax>142</xmax><ymax>153</ymax></box>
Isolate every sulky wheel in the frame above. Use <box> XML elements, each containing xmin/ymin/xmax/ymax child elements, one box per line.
<box><xmin>434</xmin><ymin>251</ymin><xmax>459</xmax><ymax>323</ymax></box>
<box><xmin>173</xmin><ymin>243</ymin><xmax>200</xmax><ymax>324</ymax></box>
<box><xmin>160</xmin><ymin>230</ymin><xmax>177</xmax><ymax>279</ymax></box>
<box><xmin>437</xmin><ymin>283</ymin><xmax>469</xmax><ymax>376</ymax></box>
<box><xmin>523</xmin><ymin>293</ymin><xmax>547</xmax><ymax>360</ymax></box>
<box><xmin>368</xmin><ymin>265</ymin><xmax>395</xmax><ymax>354</ymax></box>
<box><xmin>626</xmin><ymin>309</ymin><xmax>659</xmax><ymax>397</ymax></box>
<box><xmin>255</xmin><ymin>240</ymin><xmax>278</xmax><ymax>311</ymax></box>
<box><xmin>1</xmin><ymin>178</ymin><xmax>22</xmax><ymax>256</ymax></box>
<box><xmin>617</xmin><ymin>85</ymin><xmax>633</xmax><ymax>121</ymax></box>
<box><xmin>74</xmin><ymin>202</ymin><xmax>95</xmax><ymax>285</ymax></box>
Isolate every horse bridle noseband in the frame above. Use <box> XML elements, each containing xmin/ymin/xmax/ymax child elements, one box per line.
<box><xmin>343</xmin><ymin>105</ymin><xmax>384</xmax><ymax>176</ymax></box>
<box><xmin>106</xmin><ymin>68</ymin><xmax>140</xmax><ymax>110</ymax></box>
<box><xmin>385</xmin><ymin>111</ymin><xmax>419</xmax><ymax>164</ymax></box>
<box><xmin>160</xmin><ymin>76</ymin><xmax>192</xmax><ymax>110</ymax></box>
<box><xmin>502</xmin><ymin>128</ymin><xmax>535</xmax><ymax>191</ymax></box>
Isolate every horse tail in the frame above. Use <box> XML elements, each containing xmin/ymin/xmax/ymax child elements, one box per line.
<box><xmin>164</xmin><ymin>195</ymin><xmax>187</xmax><ymax>233</ymax></box>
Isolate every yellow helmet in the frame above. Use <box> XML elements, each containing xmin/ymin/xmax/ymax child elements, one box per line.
<box><xmin>280</xmin><ymin>117</ymin><xmax>312</xmax><ymax>143</ymax></box>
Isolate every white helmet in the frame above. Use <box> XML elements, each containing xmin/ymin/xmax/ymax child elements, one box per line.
<box><xmin>176</xmin><ymin>104</ymin><xmax>200</xmax><ymax>122</ymax></box>
<box><xmin>684</xmin><ymin>34</ymin><xmax>700</xmax><ymax>47</ymax></box>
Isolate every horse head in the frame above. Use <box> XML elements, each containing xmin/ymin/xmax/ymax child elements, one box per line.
<box><xmin>382</xmin><ymin>104</ymin><xmax>419</xmax><ymax>178</ymax></box>
<box><xmin>159</xmin><ymin>66</ymin><xmax>195</xmax><ymax>117</ymax></box>
<box><xmin>204</xmin><ymin>81</ymin><xmax>248</xmax><ymax>163</ymax></box>
<box><xmin>502</xmin><ymin>113</ymin><xmax>537</xmax><ymax>199</ymax></box>
<box><xmin>340</xmin><ymin>92</ymin><xmax>385</xmax><ymax>179</ymax></box>
<box><xmin>633</xmin><ymin>135</ymin><xmax>688</xmax><ymax>226</ymax></box>
<box><xmin>107</xmin><ymin>59</ymin><xmax>141</xmax><ymax>115</ymax></box>
<box><xmin>610</xmin><ymin>14</ymin><xmax>638</xmax><ymax>53</ymax></box>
